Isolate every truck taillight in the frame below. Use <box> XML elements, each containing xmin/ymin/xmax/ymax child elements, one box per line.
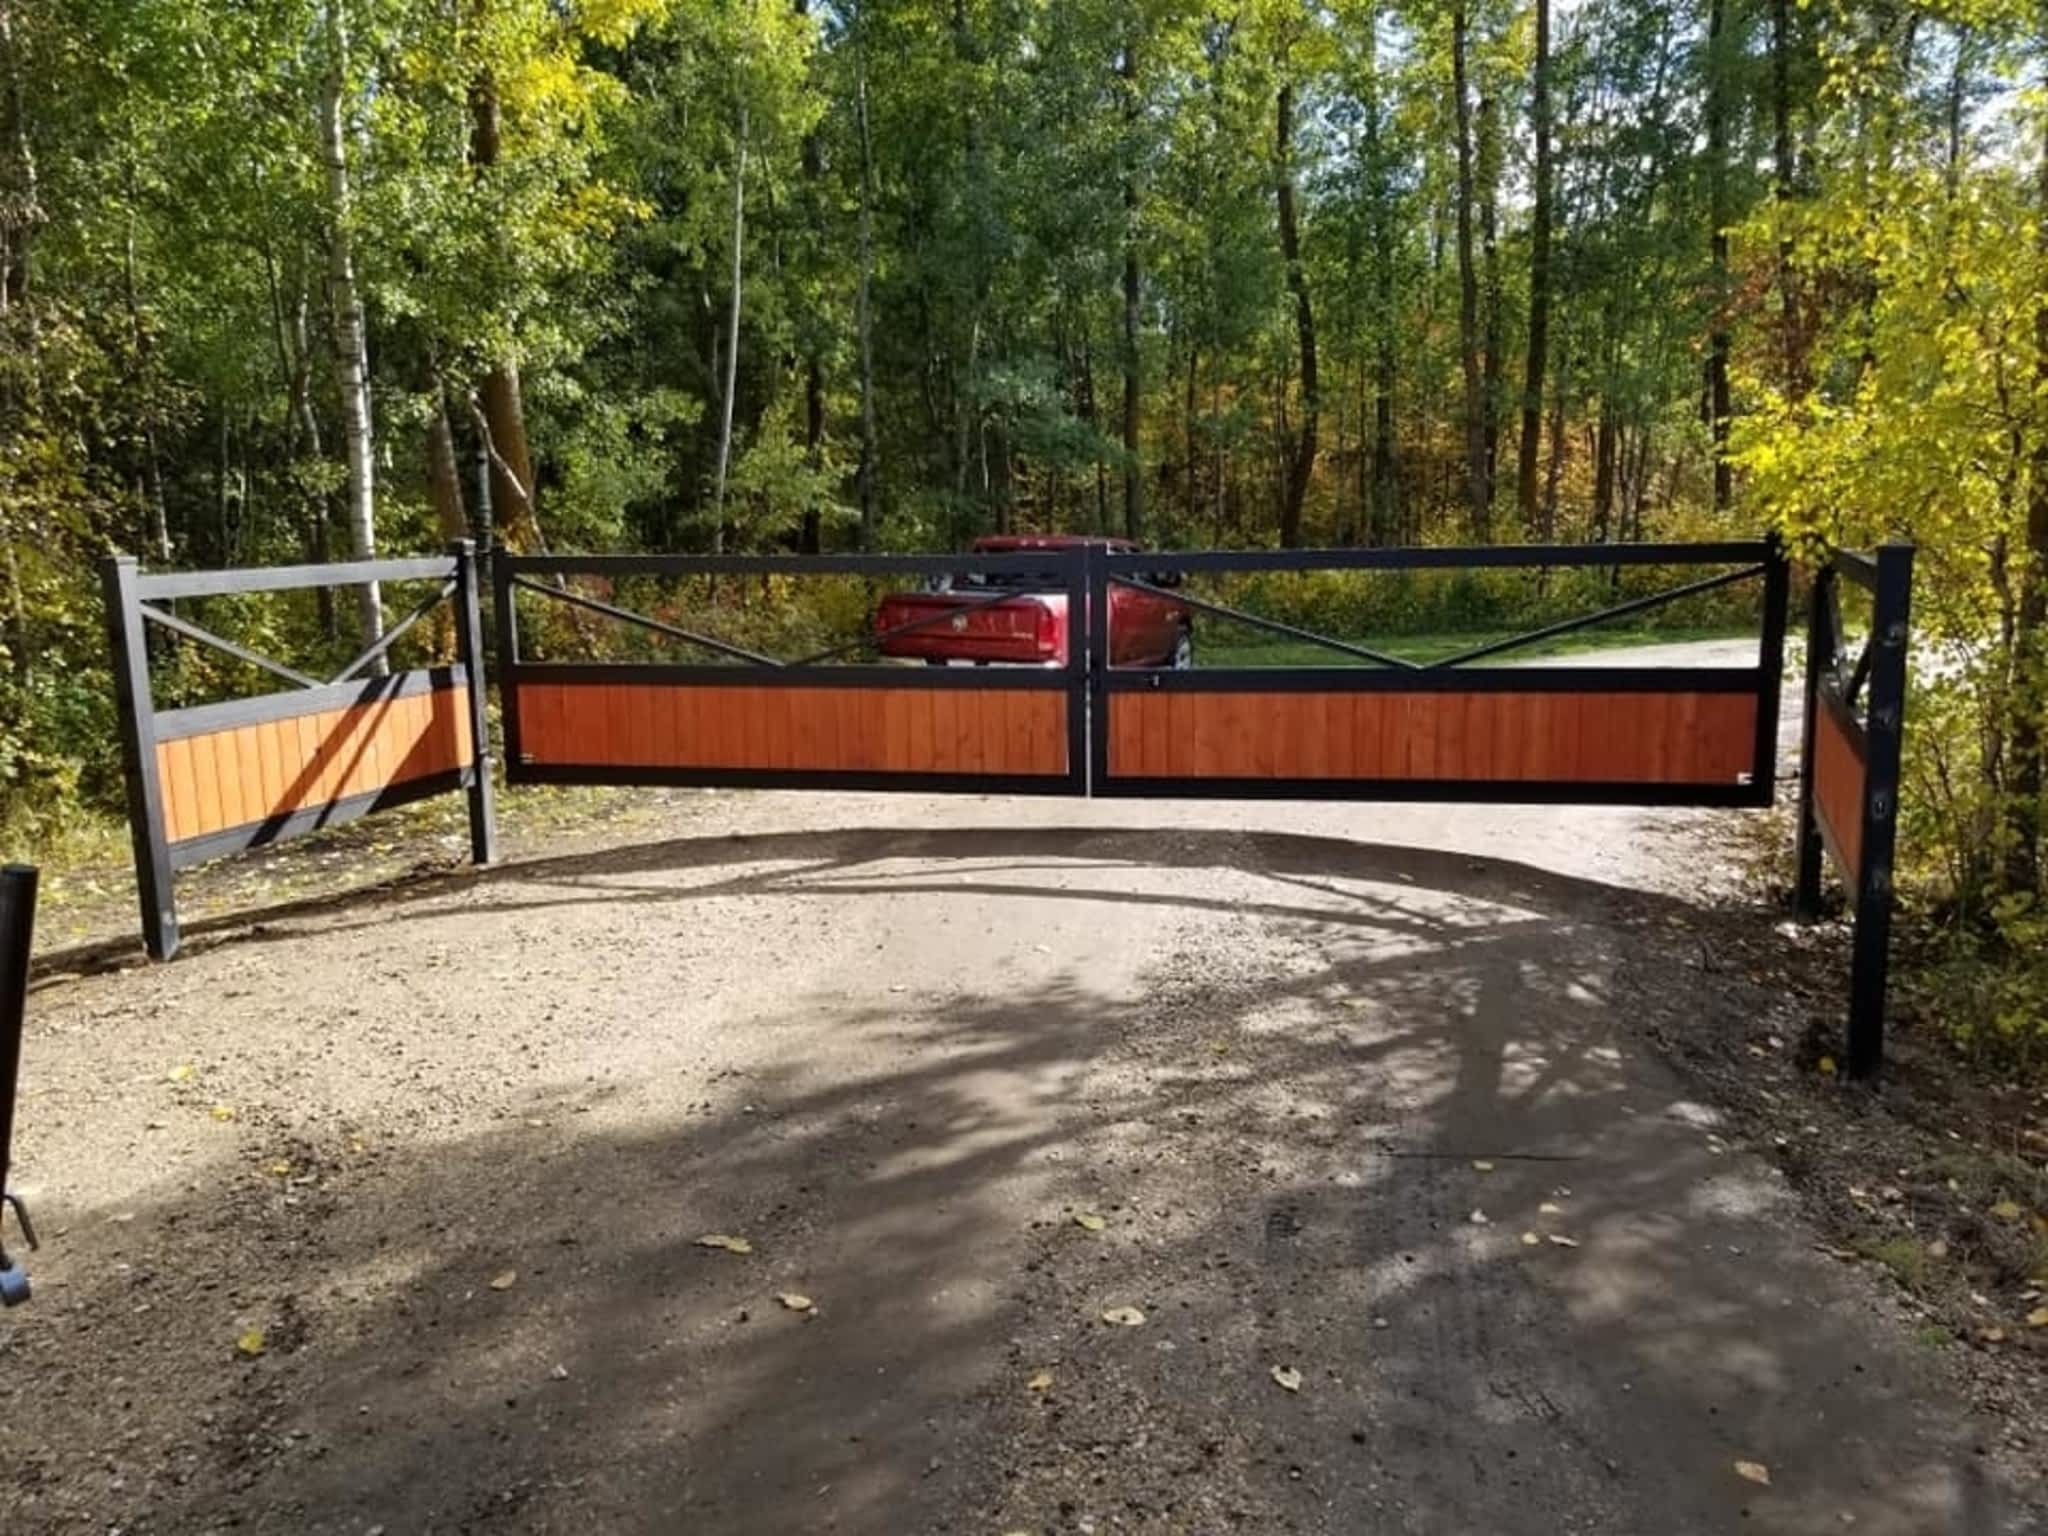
<box><xmin>1036</xmin><ymin>605</ymin><xmax>1057</xmax><ymax>653</ymax></box>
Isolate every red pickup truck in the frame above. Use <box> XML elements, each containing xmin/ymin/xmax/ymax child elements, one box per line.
<box><xmin>873</xmin><ymin>535</ymin><xmax>1193</xmax><ymax>669</ymax></box>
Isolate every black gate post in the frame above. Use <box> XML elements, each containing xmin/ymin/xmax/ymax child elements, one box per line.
<box><xmin>1</xmin><ymin>863</ymin><xmax>39</xmax><ymax>1306</ymax></box>
<box><xmin>101</xmin><ymin>555</ymin><xmax>179</xmax><ymax>961</ymax></box>
<box><xmin>1084</xmin><ymin>541</ymin><xmax>1111</xmax><ymax>798</ymax></box>
<box><xmin>449</xmin><ymin>540</ymin><xmax>499</xmax><ymax>866</ymax></box>
<box><xmin>1793</xmin><ymin>563</ymin><xmax>1834</xmax><ymax>921</ymax></box>
<box><xmin>1752</xmin><ymin>536</ymin><xmax>1792</xmax><ymax>801</ymax></box>
<box><xmin>1845</xmin><ymin>542</ymin><xmax>1914</xmax><ymax>1079</ymax></box>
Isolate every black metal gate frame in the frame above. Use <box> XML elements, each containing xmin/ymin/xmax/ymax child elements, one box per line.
<box><xmin>1086</xmin><ymin>539</ymin><xmax>1792</xmax><ymax>805</ymax></box>
<box><xmin>103</xmin><ymin>541</ymin><xmax>497</xmax><ymax>961</ymax></box>
<box><xmin>495</xmin><ymin>548</ymin><xmax>1091</xmax><ymax>797</ymax></box>
<box><xmin>0</xmin><ymin>863</ymin><xmax>36</xmax><ymax>1306</ymax></box>
<box><xmin>1795</xmin><ymin>544</ymin><xmax>1914</xmax><ymax>1078</ymax></box>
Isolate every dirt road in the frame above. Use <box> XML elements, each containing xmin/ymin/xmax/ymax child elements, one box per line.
<box><xmin>2</xmin><ymin>657</ymin><xmax>2040</xmax><ymax>1533</ymax></box>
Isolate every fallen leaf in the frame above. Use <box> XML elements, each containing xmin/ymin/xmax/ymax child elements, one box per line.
<box><xmin>267</xmin><ymin>1160</ymin><xmax>292</xmax><ymax>1178</ymax></box>
<box><xmin>1979</xmin><ymin>1327</ymin><xmax>2007</xmax><ymax>1344</ymax></box>
<box><xmin>166</xmin><ymin>1064</ymin><xmax>195</xmax><ymax>1083</ymax></box>
<box><xmin>550</xmin><ymin>1364</ymin><xmax>570</xmax><ymax>1381</ymax></box>
<box><xmin>777</xmin><ymin>1293</ymin><xmax>814</xmax><ymax>1312</ymax></box>
<box><xmin>1472</xmin><ymin>1160</ymin><xmax>1496</xmax><ymax>1172</ymax></box>
<box><xmin>1734</xmin><ymin>1460</ymin><xmax>1771</xmax><ymax>1487</ymax></box>
<box><xmin>2026</xmin><ymin>1308</ymin><xmax>2048</xmax><ymax>1329</ymax></box>
<box><xmin>1026</xmin><ymin>1370</ymin><xmax>1054</xmax><ymax>1392</ymax></box>
<box><xmin>1074</xmin><ymin>1213</ymin><xmax>1108</xmax><ymax>1233</ymax></box>
<box><xmin>695</xmin><ymin>1234</ymin><xmax>754</xmax><ymax>1255</ymax></box>
<box><xmin>236</xmin><ymin>1329</ymin><xmax>266</xmax><ymax>1358</ymax></box>
<box><xmin>1521</xmin><ymin>1232</ymin><xmax>1541</xmax><ymax>1247</ymax></box>
<box><xmin>1538</xmin><ymin>1201</ymin><xmax>1564</xmax><ymax>1215</ymax></box>
<box><xmin>489</xmin><ymin>1270</ymin><xmax>518</xmax><ymax>1291</ymax></box>
<box><xmin>1209</xmin><ymin>1040</ymin><xmax>1231</xmax><ymax>1055</ymax></box>
<box><xmin>210</xmin><ymin>1104</ymin><xmax>236</xmax><ymax>1122</ymax></box>
<box><xmin>1989</xmin><ymin>1200</ymin><xmax>2023</xmax><ymax>1223</ymax></box>
<box><xmin>1818</xmin><ymin>1056</ymin><xmax>1838</xmax><ymax>1077</ymax></box>
<box><xmin>1468</xmin><ymin>1209</ymin><xmax>1490</xmax><ymax>1226</ymax></box>
<box><xmin>1548</xmin><ymin>1235</ymin><xmax>1581</xmax><ymax>1249</ymax></box>
<box><xmin>1270</xmin><ymin>1365</ymin><xmax>1303</xmax><ymax>1393</ymax></box>
<box><xmin>1101</xmin><ymin>1306</ymin><xmax>1146</xmax><ymax>1327</ymax></box>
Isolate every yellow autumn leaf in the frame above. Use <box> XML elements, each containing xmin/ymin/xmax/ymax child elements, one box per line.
<box><xmin>1074</xmin><ymin>1213</ymin><xmax>1107</xmax><ymax>1232</ymax></box>
<box><xmin>1538</xmin><ymin>1201</ymin><xmax>1564</xmax><ymax>1215</ymax></box>
<box><xmin>2024</xmin><ymin>1307</ymin><xmax>2048</xmax><ymax>1329</ymax></box>
<box><xmin>489</xmin><ymin>1270</ymin><xmax>518</xmax><ymax>1291</ymax></box>
<box><xmin>236</xmin><ymin>1328</ymin><xmax>266</xmax><ymax>1358</ymax></box>
<box><xmin>166</xmin><ymin>1064</ymin><xmax>195</xmax><ymax>1083</ymax></box>
<box><xmin>1521</xmin><ymin>1231</ymin><xmax>1541</xmax><ymax>1246</ymax></box>
<box><xmin>694</xmin><ymin>1234</ymin><xmax>754</xmax><ymax>1255</ymax></box>
<box><xmin>1734</xmin><ymin>1460</ymin><xmax>1771</xmax><ymax>1486</ymax></box>
<box><xmin>1026</xmin><ymin>1370</ymin><xmax>1054</xmax><ymax>1392</ymax></box>
<box><xmin>210</xmin><ymin>1104</ymin><xmax>236</xmax><ymax>1122</ymax></box>
<box><xmin>1988</xmin><ymin>1200</ymin><xmax>2023</xmax><ymax>1222</ymax></box>
<box><xmin>1818</xmin><ymin>1056</ymin><xmax>1838</xmax><ymax>1077</ymax></box>
<box><xmin>267</xmin><ymin>1160</ymin><xmax>292</xmax><ymax>1177</ymax></box>
<box><xmin>1100</xmin><ymin>1306</ymin><xmax>1146</xmax><ymax>1327</ymax></box>
<box><xmin>1472</xmin><ymin>1160</ymin><xmax>1495</xmax><ymax>1172</ymax></box>
<box><xmin>777</xmin><ymin>1293</ymin><xmax>814</xmax><ymax>1312</ymax></box>
<box><xmin>1270</xmin><ymin>1364</ymin><xmax>1303</xmax><ymax>1393</ymax></box>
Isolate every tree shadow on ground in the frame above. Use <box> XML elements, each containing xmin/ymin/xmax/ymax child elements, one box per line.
<box><xmin>1</xmin><ymin>826</ymin><xmax>2030</xmax><ymax>1534</ymax></box>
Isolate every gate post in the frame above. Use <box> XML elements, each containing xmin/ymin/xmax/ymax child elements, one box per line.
<box><xmin>1083</xmin><ymin>540</ymin><xmax>1111</xmax><ymax>798</ymax></box>
<box><xmin>449</xmin><ymin>540</ymin><xmax>499</xmax><ymax>866</ymax></box>
<box><xmin>1752</xmin><ymin>536</ymin><xmax>1791</xmax><ymax>801</ymax></box>
<box><xmin>1</xmin><ymin>864</ymin><xmax>39</xmax><ymax>1306</ymax></box>
<box><xmin>101</xmin><ymin>555</ymin><xmax>179</xmax><ymax>961</ymax></box>
<box><xmin>1845</xmin><ymin>542</ymin><xmax>1914</xmax><ymax>1079</ymax></box>
<box><xmin>1793</xmin><ymin>563</ymin><xmax>1833</xmax><ymax>920</ymax></box>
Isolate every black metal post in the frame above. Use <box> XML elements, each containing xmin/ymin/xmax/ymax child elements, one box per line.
<box><xmin>1793</xmin><ymin>565</ymin><xmax>1833</xmax><ymax>920</ymax></box>
<box><xmin>1084</xmin><ymin>542</ymin><xmax>1111</xmax><ymax>797</ymax></box>
<box><xmin>1751</xmin><ymin>537</ymin><xmax>1791</xmax><ymax>801</ymax></box>
<box><xmin>1845</xmin><ymin>543</ymin><xmax>1914</xmax><ymax>1079</ymax></box>
<box><xmin>101</xmin><ymin>555</ymin><xmax>179</xmax><ymax>960</ymax></box>
<box><xmin>1</xmin><ymin>863</ymin><xmax>39</xmax><ymax>1306</ymax></box>
<box><xmin>449</xmin><ymin>541</ymin><xmax>499</xmax><ymax>865</ymax></box>
<box><xmin>491</xmin><ymin>546</ymin><xmax>526</xmax><ymax>786</ymax></box>
<box><xmin>1064</xmin><ymin>546</ymin><xmax>1091</xmax><ymax>797</ymax></box>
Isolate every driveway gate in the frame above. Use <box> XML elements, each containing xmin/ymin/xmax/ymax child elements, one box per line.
<box><xmin>99</xmin><ymin>537</ymin><xmax>1918</xmax><ymax>1078</ymax></box>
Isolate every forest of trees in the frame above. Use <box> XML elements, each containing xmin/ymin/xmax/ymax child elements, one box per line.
<box><xmin>2</xmin><ymin>0</ymin><xmax>2047</xmax><ymax>1053</ymax></box>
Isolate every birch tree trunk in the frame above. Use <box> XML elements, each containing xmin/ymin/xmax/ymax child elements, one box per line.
<box><xmin>321</xmin><ymin>0</ymin><xmax>383</xmax><ymax>659</ymax></box>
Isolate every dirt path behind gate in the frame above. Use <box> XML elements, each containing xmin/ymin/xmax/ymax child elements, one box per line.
<box><xmin>2</xmin><ymin>751</ymin><xmax>2042</xmax><ymax>1530</ymax></box>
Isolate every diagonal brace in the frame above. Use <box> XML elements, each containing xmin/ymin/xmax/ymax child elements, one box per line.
<box><xmin>139</xmin><ymin>604</ymin><xmax>322</xmax><ymax>690</ymax></box>
<box><xmin>1111</xmin><ymin>577</ymin><xmax>1423</xmax><ymax>670</ymax></box>
<box><xmin>329</xmin><ymin>579</ymin><xmax>457</xmax><ymax>685</ymax></box>
<box><xmin>1428</xmin><ymin>562</ymin><xmax>1766</xmax><ymax>668</ymax></box>
<box><xmin>511</xmin><ymin>576</ymin><xmax>783</xmax><ymax>669</ymax></box>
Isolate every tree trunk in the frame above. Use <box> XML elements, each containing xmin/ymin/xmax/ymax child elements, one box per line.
<box><xmin>1478</xmin><ymin>80</ymin><xmax>1504</xmax><ymax>518</ymax></box>
<box><xmin>1772</xmin><ymin>0</ymin><xmax>1809</xmax><ymax>398</ymax></box>
<box><xmin>426</xmin><ymin>379</ymin><xmax>468</xmax><ymax>542</ymax></box>
<box><xmin>1593</xmin><ymin>397</ymin><xmax>1618</xmax><ymax>541</ymax></box>
<box><xmin>0</xmin><ymin>0</ymin><xmax>41</xmax><ymax>337</ymax></box>
<box><xmin>1275</xmin><ymin>81</ymin><xmax>1318</xmax><ymax>548</ymax></box>
<box><xmin>853</xmin><ymin>15</ymin><xmax>880</xmax><ymax>548</ymax></box>
<box><xmin>1451</xmin><ymin>6</ymin><xmax>1489</xmax><ymax>540</ymax></box>
<box><xmin>2006</xmin><ymin>103</ymin><xmax>2048</xmax><ymax>894</ymax></box>
<box><xmin>711</xmin><ymin>102</ymin><xmax>748</xmax><ymax>549</ymax></box>
<box><xmin>1706</xmin><ymin>0</ymin><xmax>1733</xmax><ymax>510</ymax></box>
<box><xmin>469</xmin><ymin>68</ymin><xmax>537</xmax><ymax>549</ymax></box>
<box><xmin>1120</xmin><ymin>33</ymin><xmax>1143</xmax><ymax>541</ymax></box>
<box><xmin>320</xmin><ymin>0</ymin><xmax>382</xmax><ymax>658</ymax></box>
<box><xmin>1515</xmin><ymin>0</ymin><xmax>1552</xmax><ymax>532</ymax></box>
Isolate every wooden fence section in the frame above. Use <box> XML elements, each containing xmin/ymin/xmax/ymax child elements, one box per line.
<box><xmin>155</xmin><ymin>672</ymin><xmax>472</xmax><ymax>855</ymax></box>
<box><xmin>1105</xmin><ymin>689</ymin><xmax>1757</xmax><ymax>785</ymax></box>
<box><xmin>515</xmin><ymin>681</ymin><xmax>1068</xmax><ymax>780</ymax></box>
<box><xmin>1810</xmin><ymin>699</ymin><xmax>1866</xmax><ymax>881</ymax></box>
<box><xmin>103</xmin><ymin>545</ymin><xmax>495</xmax><ymax>961</ymax></box>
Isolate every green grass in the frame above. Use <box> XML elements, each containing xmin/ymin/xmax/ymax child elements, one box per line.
<box><xmin>1194</xmin><ymin>622</ymin><xmax>1749</xmax><ymax>669</ymax></box>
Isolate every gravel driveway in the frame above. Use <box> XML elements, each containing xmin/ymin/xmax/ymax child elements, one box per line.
<box><xmin>0</xmin><ymin>644</ymin><xmax>2038</xmax><ymax>1534</ymax></box>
